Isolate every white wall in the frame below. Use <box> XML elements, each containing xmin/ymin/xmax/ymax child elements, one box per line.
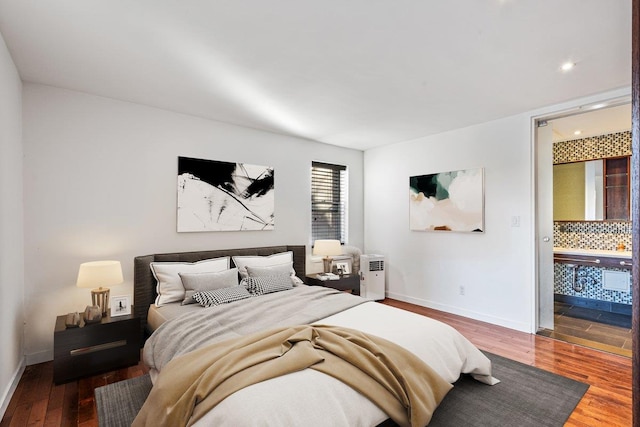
<box><xmin>364</xmin><ymin>114</ymin><xmax>534</xmax><ymax>332</ymax></box>
<box><xmin>363</xmin><ymin>88</ymin><xmax>632</xmax><ymax>334</ymax></box>
<box><xmin>22</xmin><ymin>84</ymin><xmax>364</xmax><ymax>363</ymax></box>
<box><xmin>0</xmin><ymin>32</ymin><xmax>24</xmax><ymax>415</ymax></box>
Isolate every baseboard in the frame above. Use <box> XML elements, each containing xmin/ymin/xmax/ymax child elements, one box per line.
<box><xmin>386</xmin><ymin>291</ymin><xmax>533</xmax><ymax>333</ymax></box>
<box><xmin>25</xmin><ymin>349</ymin><xmax>52</xmax><ymax>366</ymax></box>
<box><xmin>0</xmin><ymin>358</ymin><xmax>25</xmax><ymax>420</ymax></box>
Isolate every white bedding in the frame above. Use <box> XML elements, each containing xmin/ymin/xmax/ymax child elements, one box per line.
<box><xmin>147</xmin><ymin>302</ymin><xmax>201</xmax><ymax>331</ymax></box>
<box><xmin>188</xmin><ymin>301</ymin><xmax>498</xmax><ymax>427</ymax></box>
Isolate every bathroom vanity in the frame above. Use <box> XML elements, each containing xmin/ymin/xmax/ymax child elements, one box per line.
<box><xmin>553</xmin><ymin>247</ymin><xmax>632</xmax><ymax>270</ymax></box>
<box><xmin>553</xmin><ymin>247</ymin><xmax>632</xmax><ymax>312</ymax></box>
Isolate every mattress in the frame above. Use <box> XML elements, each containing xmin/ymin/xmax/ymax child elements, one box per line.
<box><xmin>146</xmin><ymin>302</ymin><xmax>203</xmax><ymax>332</ymax></box>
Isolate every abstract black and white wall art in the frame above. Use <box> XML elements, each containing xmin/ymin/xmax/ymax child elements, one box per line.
<box><xmin>409</xmin><ymin>167</ymin><xmax>484</xmax><ymax>232</ymax></box>
<box><xmin>177</xmin><ymin>156</ymin><xmax>275</xmax><ymax>232</ymax></box>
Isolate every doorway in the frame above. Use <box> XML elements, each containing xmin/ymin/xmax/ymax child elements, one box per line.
<box><xmin>535</xmin><ymin>100</ymin><xmax>633</xmax><ymax>357</ymax></box>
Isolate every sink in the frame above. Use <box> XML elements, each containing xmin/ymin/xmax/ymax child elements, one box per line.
<box><xmin>553</xmin><ymin>247</ymin><xmax>631</xmax><ymax>259</ymax></box>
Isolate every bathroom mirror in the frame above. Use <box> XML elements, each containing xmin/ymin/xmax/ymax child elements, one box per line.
<box><xmin>553</xmin><ymin>156</ymin><xmax>630</xmax><ymax>221</ymax></box>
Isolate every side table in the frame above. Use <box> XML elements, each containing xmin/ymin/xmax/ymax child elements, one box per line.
<box><xmin>305</xmin><ymin>273</ymin><xmax>360</xmax><ymax>295</ymax></box>
<box><xmin>53</xmin><ymin>312</ymin><xmax>140</xmax><ymax>384</ymax></box>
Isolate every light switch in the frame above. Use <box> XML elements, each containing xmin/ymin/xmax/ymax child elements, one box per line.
<box><xmin>511</xmin><ymin>216</ymin><xmax>520</xmax><ymax>227</ymax></box>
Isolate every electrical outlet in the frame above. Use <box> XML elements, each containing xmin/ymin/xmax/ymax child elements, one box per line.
<box><xmin>511</xmin><ymin>216</ymin><xmax>520</xmax><ymax>227</ymax></box>
<box><xmin>459</xmin><ymin>285</ymin><xmax>465</xmax><ymax>296</ymax></box>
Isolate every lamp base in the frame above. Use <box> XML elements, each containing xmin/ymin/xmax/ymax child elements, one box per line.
<box><xmin>91</xmin><ymin>287</ymin><xmax>110</xmax><ymax>315</ymax></box>
<box><xmin>323</xmin><ymin>257</ymin><xmax>333</xmax><ymax>273</ymax></box>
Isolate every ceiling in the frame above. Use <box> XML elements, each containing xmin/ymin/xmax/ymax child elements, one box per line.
<box><xmin>550</xmin><ymin>103</ymin><xmax>631</xmax><ymax>142</ymax></box>
<box><xmin>0</xmin><ymin>1</ymin><xmax>632</xmax><ymax>150</ymax></box>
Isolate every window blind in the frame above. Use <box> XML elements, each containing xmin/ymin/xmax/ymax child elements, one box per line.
<box><xmin>311</xmin><ymin>161</ymin><xmax>347</xmax><ymax>244</ymax></box>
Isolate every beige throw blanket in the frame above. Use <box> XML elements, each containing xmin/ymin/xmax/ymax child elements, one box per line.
<box><xmin>133</xmin><ymin>325</ymin><xmax>452</xmax><ymax>427</ymax></box>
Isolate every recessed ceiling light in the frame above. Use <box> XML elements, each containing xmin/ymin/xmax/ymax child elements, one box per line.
<box><xmin>574</xmin><ymin>130</ymin><xmax>582</xmax><ymax>135</ymax></box>
<box><xmin>561</xmin><ymin>62</ymin><xmax>575</xmax><ymax>72</ymax></box>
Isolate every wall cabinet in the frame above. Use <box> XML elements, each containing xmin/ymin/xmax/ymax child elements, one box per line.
<box><xmin>604</xmin><ymin>156</ymin><xmax>630</xmax><ymax>220</ymax></box>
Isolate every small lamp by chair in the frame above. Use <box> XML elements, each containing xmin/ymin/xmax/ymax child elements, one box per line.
<box><xmin>76</xmin><ymin>260</ymin><xmax>123</xmax><ymax>315</ymax></box>
<box><xmin>313</xmin><ymin>240</ymin><xmax>343</xmax><ymax>273</ymax></box>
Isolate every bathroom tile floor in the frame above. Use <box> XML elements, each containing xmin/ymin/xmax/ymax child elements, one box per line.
<box><xmin>554</xmin><ymin>301</ymin><xmax>631</xmax><ymax>328</ymax></box>
<box><xmin>537</xmin><ymin>302</ymin><xmax>632</xmax><ymax>357</ymax></box>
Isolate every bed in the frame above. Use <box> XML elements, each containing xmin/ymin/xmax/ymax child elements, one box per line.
<box><xmin>133</xmin><ymin>245</ymin><xmax>497</xmax><ymax>426</ymax></box>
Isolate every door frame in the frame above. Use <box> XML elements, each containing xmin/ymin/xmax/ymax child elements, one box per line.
<box><xmin>531</xmin><ymin>95</ymin><xmax>631</xmax><ymax>334</ymax></box>
<box><xmin>533</xmin><ymin>119</ymin><xmax>554</xmax><ymax>331</ymax></box>
<box><xmin>631</xmin><ymin>1</ymin><xmax>639</xmax><ymax>425</ymax></box>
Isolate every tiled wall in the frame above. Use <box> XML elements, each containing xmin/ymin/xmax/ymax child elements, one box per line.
<box><xmin>553</xmin><ymin>263</ymin><xmax>631</xmax><ymax>304</ymax></box>
<box><xmin>553</xmin><ymin>130</ymin><xmax>631</xmax><ymax>164</ymax></box>
<box><xmin>553</xmin><ymin>221</ymin><xmax>632</xmax><ymax>251</ymax></box>
<box><xmin>553</xmin><ymin>130</ymin><xmax>632</xmax><ymax>305</ymax></box>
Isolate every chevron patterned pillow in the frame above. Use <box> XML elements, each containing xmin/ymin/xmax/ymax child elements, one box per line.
<box><xmin>193</xmin><ymin>286</ymin><xmax>251</xmax><ymax>307</ymax></box>
<box><xmin>245</xmin><ymin>274</ymin><xmax>293</xmax><ymax>296</ymax></box>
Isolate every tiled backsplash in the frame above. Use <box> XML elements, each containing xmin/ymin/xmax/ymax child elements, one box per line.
<box><xmin>553</xmin><ymin>221</ymin><xmax>632</xmax><ymax>251</ymax></box>
<box><xmin>553</xmin><ymin>130</ymin><xmax>632</xmax><ymax>305</ymax></box>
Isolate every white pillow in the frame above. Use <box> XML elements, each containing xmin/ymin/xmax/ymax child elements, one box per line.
<box><xmin>179</xmin><ymin>268</ymin><xmax>239</xmax><ymax>305</ymax></box>
<box><xmin>151</xmin><ymin>257</ymin><xmax>230</xmax><ymax>306</ymax></box>
<box><xmin>246</xmin><ymin>262</ymin><xmax>293</xmax><ymax>277</ymax></box>
<box><xmin>232</xmin><ymin>251</ymin><xmax>295</xmax><ymax>280</ymax></box>
<box><xmin>246</xmin><ymin>261</ymin><xmax>304</xmax><ymax>286</ymax></box>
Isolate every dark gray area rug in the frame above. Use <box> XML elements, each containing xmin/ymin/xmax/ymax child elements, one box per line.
<box><xmin>95</xmin><ymin>352</ymin><xmax>588</xmax><ymax>427</ymax></box>
<box><xmin>429</xmin><ymin>351</ymin><xmax>589</xmax><ymax>426</ymax></box>
<box><xmin>94</xmin><ymin>374</ymin><xmax>152</xmax><ymax>427</ymax></box>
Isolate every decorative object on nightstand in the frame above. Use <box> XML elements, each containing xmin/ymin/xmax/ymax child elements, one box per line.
<box><xmin>65</xmin><ymin>312</ymin><xmax>80</xmax><ymax>328</ymax></box>
<box><xmin>111</xmin><ymin>295</ymin><xmax>132</xmax><ymax>317</ymax></box>
<box><xmin>83</xmin><ymin>305</ymin><xmax>102</xmax><ymax>323</ymax></box>
<box><xmin>76</xmin><ymin>260</ymin><xmax>124</xmax><ymax>315</ymax></box>
<box><xmin>313</xmin><ymin>239</ymin><xmax>342</xmax><ymax>273</ymax></box>
<box><xmin>332</xmin><ymin>259</ymin><xmax>352</xmax><ymax>275</ymax></box>
<box><xmin>341</xmin><ymin>245</ymin><xmax>362</xmax><ymax>276</ymax></box>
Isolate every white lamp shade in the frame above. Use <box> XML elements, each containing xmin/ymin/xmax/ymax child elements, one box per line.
<box><xmin>312</xmin><ymin>240</ymin><xmax>343</xmax><ymax>257</ymax></box>
<box><xmin>76</xmin><ymin>260</ymin><xmax>124</xmax><ymax>289</ymax></box>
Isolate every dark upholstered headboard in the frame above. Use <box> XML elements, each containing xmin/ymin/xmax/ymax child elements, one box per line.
<box><xmin>133</xmin><ymin>245</ymin><xmax>306</xmax><ymax>340</ymax></box>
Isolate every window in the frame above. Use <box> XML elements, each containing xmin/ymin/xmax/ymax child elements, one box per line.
<box><xmin>311</xmin><ymin>161</ymin><xmax>348</xmax><ymax>244</ymax></box>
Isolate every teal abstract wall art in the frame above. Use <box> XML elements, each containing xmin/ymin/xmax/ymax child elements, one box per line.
<box><xmin>409</xmin><ymin>167</ymin><xmax>484</xmax><ymax>232</ymax></box>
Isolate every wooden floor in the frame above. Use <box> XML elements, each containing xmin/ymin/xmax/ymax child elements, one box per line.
<box><xmin>1</xmin><ymin>299</ymin><xmax>632</xmax><ymax>426</ymax></box>
<box><xmin>0</xmin><ymin>356</ymin><xmax>149</xmax><ymax>427</ymax></box>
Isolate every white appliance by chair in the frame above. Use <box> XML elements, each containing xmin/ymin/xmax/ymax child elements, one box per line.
<box><xmin>359</xmin><ymin>254</ymin><xmax>385</xmax><ymax>300</ymax></box>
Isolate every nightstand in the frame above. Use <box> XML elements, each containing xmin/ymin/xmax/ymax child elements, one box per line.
<box><xmin>53</xmin><ymin>312</ymin><xmax>141</xmax><ymax>384</ymax></box>
<box><xmin>305</xmin><ymin>274</ymin><xmax>360</xmax><ymax>295</ymax></box>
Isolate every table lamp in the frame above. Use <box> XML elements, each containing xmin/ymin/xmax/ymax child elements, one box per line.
<box><xmin>313</xmin><ymin>239</ymin><xmax>343</xmax><ymax>273</ymax></box>
<box><xmin>76</xmin><ymin>260</ymin><xmax>123</xmax><ymax>315</ymax></box>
